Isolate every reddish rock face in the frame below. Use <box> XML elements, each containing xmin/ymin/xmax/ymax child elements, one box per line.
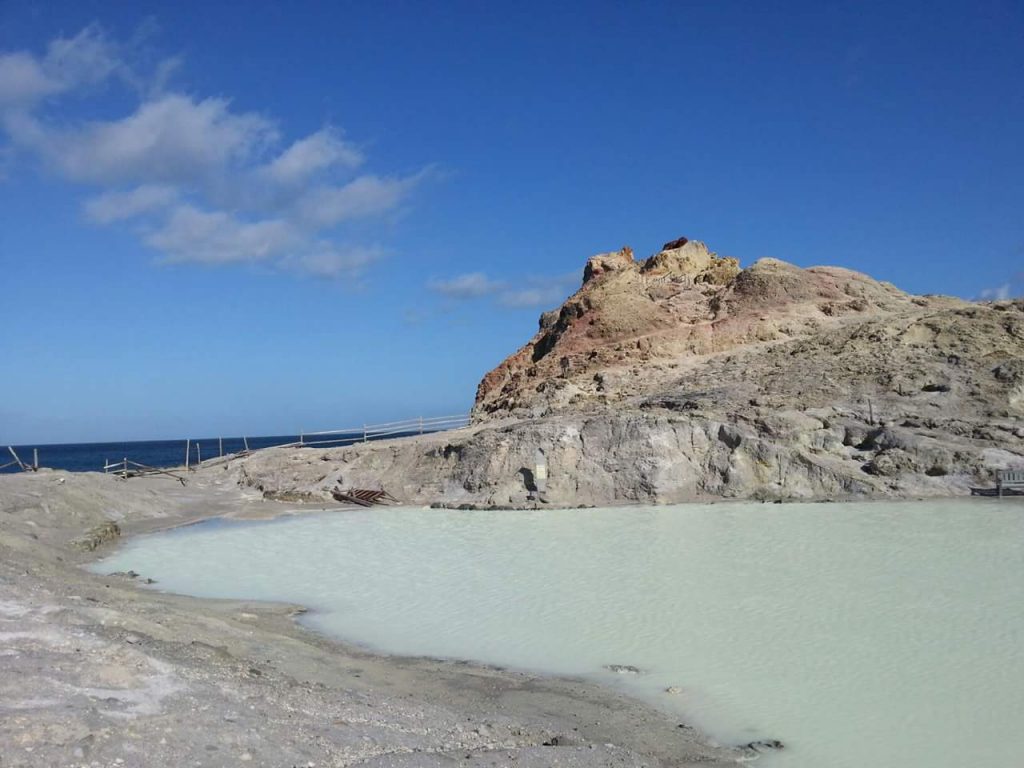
<box><xmin>661</xmin><ymin>236</ymin><xmax>689</xmax><ymax>250</ymax></box>
<box><xmin>472</xmin><ymin>237</ymin><xmax>932</xmax><ymax>420</ymax></box>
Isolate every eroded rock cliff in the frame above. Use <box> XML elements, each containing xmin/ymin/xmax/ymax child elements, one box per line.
<box><xmin>234</xmin><ymin>237</ymin><xmax>1024</xmax><ymax>506</ymax></box>
<box><xmin>473</xmin><ymin>237</ymin><xmax>961</xmax><ymax>419</ymax></box>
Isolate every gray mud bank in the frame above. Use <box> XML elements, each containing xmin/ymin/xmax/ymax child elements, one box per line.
<box><xmin>0</xmin><ymin>471</ymin><xmax>743</xmax><ymax>768</ymax></box>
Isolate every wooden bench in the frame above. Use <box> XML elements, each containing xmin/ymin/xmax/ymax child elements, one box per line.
<box><xmin>997</xmin><ymin>470</ymin><xmax>1024</xmax><ymax>498</ymax></box>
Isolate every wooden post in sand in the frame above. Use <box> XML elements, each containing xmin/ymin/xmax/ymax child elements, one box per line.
<box><xmin>243</xmin><ymin>436</ymin><xmax>249</xmax><ymax>452</ymax></box>
<box><xmin>185</xmin><ymin>439</ymin><xmax>190</xmax><ymax>471</ymax></box>
<box><xmin>33</xmin><ymin>448</ymin><xmax>39</xmax><ymax>470</ymax></box>
<box><xmin>219</xmin><ymin>437</ymin><xmax>223</xmax><ymax>457</ymax></box>
<box><xmin>195</xmin><ymin>442</ymin><xmax>202</xmax><ymax>464</ymax></box>
<box><xmin>8</xmin><ymin>446</ymin><xmax>26</xmax><ymax>471</ymax></box>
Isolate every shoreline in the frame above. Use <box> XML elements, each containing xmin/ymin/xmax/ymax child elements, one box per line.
<box><xmin>0</xmin><ymin>470</ymin><xmax>744</xmax><ymax>767</ymax></box>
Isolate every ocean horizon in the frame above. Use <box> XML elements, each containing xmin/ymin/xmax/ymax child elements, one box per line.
<box><xmin>1</xmin><ymin>434</ymin><xmax>304</xmax><ymax>474</ymax></box>
<box><xmin>3</xmin><ymin>416</ymin><xmax>468</xmax><ymax>474</ymax></box>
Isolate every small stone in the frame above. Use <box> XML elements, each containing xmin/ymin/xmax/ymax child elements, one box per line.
<box><xmin>603</xmin><ymin>664</ymin><xmax>642</xmax><ymax>674</ymax></box>
<box><xmin>665</xmin><ymin>686</ymin><xmax>683</xmax><ymax>695</ymax></box>
<box><xmin>739</xmin><ymin>739</ymin><xmax>785</xmax><ymax>752</ymax></box>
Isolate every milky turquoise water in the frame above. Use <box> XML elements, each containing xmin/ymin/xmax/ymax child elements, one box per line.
<box><xmin>94</xmin><ymin>500</ymin><xmax>1024</xmax><ymax>767</ymax></box>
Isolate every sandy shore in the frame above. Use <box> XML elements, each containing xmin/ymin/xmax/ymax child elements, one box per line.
<box><xmin>0</xmin><ymin>470</ymin><xmax>744</xmax><ymax>768</ymax></box>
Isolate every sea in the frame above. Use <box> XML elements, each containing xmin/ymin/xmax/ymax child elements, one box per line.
<box><xmin>1</xmin><ymin>431</ymin><xmax>399</xmax><ymax>474</ymax></box>
<box><xmin>94</xmin><ymin>500</ymin><xmax>1024</xmax><ymax>768</ymax></box>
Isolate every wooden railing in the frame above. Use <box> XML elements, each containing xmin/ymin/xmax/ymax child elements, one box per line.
<box><xmin>103</xmin><ymin>458</ymin><xmax>189</xmax><ymax>485</ymax></box>
<box><xmin>2</xmin><ymin>446</ymin><xmax>37</xmax><ymax>472</ymax></box>
<box><xmin>181</xmin><ymin>413</ymin><xmax>472</xmax><ymax>469</ymax></box>
<box><xmin>996</xmin><ymin>469</ymin><xmax>1024</xmax><ymax>497</ymax></box>
<box><xmin>298</xmin><ymin>413</ymin><xmax>471</xmax><ymax>447</ymax></box>
<box><xmin>8</xmin><ymin>413</ymin><xmax>473</xmax><ymax>477</ymax></box>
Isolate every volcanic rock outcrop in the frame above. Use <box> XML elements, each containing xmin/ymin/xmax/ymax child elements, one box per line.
<box><xmin>235</xmin><ymin>237</ymin><xmax>1024</xmax><ymax>506</ymax></box>
<box><xmin>474</xmin><ymin>237</ymin><xmax>946</xmax><ymax>419</ymax></box>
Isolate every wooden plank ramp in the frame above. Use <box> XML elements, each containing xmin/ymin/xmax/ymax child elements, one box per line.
<box><xmin>331</xmin><ymin>487</ymin><xmax>399</xmax><ymax>507</ymax></box>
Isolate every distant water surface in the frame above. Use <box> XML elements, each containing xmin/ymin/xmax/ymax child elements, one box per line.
<box><xmin>94</xmin><ymin>500</ymin><xmax>1024</xmax><ymax>767</ymax></box>
<box><xmin>1</xmin><ymin>436</ymin><xmax>300</xmax><ymax>473</ymax></box>
<box><xmin>3</xmin><ymin>429</ymin><xmax>422</xmax><ymax>473</ymax></box>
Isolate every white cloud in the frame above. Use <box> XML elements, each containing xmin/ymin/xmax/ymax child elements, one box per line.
<box><xmin>0</xmin><ymin>52</ymin><xmax>60</xmax><ymax>107</ymax></box>
<box><xmin>498</xmin><ymin>272</ymin><xmax>579</xmax><ymax>308</ymax></box>
<box><xmin>263</xmin><ymin>128</ymin><xmax>362</xmax><ymax>184</ymax></box>
<box><xmin>428</xmin><ymin>272</ymin><xmax>504</xmax><ymax>298</ymax></box>
<box><xmin>0</xmin><ymin>25</ymin><xmax>428</xmax><ymax>280</ymax></box>
<box><xmin>147</xmin><ymin>56</ymin><xmax>183</xmax><ymax>97</ymax></box>
<box><xmin>979</xmin><ymin>283</ymin><xmax>1012</xmax><ymax>301</ymax></box>
<box><xmin>288</xmin><ymin>244</ymin><xmax>384</xmax><ymax>279</ymax></box>
<box><xmin>84</xmin><ymin>184</ymin><xmax>178</xmax><ymax>223</ymax></box>
<box><xmin>499</xmin><ymin>286</ymin><xmax>566</xmax><ymax>308</ymax></box>
<box><xmin>23</xmin><ymin>94</ymin><xmax>277</xmax><ymax>186</ymax></box>
<box><xmin>0</xmin><ymin>25</ymin><xmax>121</xmax><ymax>108</ymax></box>
<box><xmin>145</xmin><ymin>205</ymin><xmax>298</xmax><ymax>264</ymax></box>
<box><xmin>427</xmin><ymin>270</ymin><xmax>580</xmax><ymax>308</ymax></box>
<box><xmin>43</xmin><ymin>24</ymin><xmax>121</xmax><ymax>89</ymax></box>
<box><xmin>295</xmin><ymin>173</ymin><xmax>422</xmax><ymax>227</ymax></box>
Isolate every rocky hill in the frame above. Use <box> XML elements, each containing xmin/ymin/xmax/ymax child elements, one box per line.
<box><xmin>233</xmin><ymin>237</ymin><xmax>1024</xmax><ymax>506</ymax></box>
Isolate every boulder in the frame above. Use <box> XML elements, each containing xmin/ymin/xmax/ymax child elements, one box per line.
<box><xmin>583</xmin><ymin>247</ymin><xmax>634</xmax><ymax>283</ymax></box>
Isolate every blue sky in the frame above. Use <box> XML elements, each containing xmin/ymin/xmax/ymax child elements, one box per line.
<box><xmin>1</xmin><ymin>0</ymin><xmax>1022</xmax><ymax>444</ymax></box>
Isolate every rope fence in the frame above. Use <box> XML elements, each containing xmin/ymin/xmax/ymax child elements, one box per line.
<box><xmin>8</xmin><ymin>412</ymin><xmax>472</xmax><ymax>478</ymax></box>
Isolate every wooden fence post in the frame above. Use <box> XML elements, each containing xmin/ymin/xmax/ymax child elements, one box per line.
<box><xmin>7</xmin><ymin>446</ymin><xmax>25</xmax><ymax>471</ymax></box>
<box><xmin>33</xmin><ymin>448</ymin><xmax>39</xmax><ymax>470</ymax></box>
<box><xmin>219</xmin><ymin>437</ymin><xmax>223</xmax><ymax>457</ymax></box>
<box><xmin>185</xmin><ymin>439</ymin><xmax>190</xmax><ymax>470</ymax></box>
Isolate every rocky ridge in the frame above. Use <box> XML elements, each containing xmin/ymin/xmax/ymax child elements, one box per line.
<box><xmin>233</xmin><ymin>236</ymin><xmax>1024</xmax><ymax>506</ymax></box>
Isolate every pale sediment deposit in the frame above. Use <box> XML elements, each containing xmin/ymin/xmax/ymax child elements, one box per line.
<box><xmin>0</xmin><ymin>470</ymin><xmax>742</xmax><ymax>767</ymax></box>
<box><xmin>229</xmin><ymin>237</ymin><xmax>1024</xmax><ymax>507</ymax></box>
